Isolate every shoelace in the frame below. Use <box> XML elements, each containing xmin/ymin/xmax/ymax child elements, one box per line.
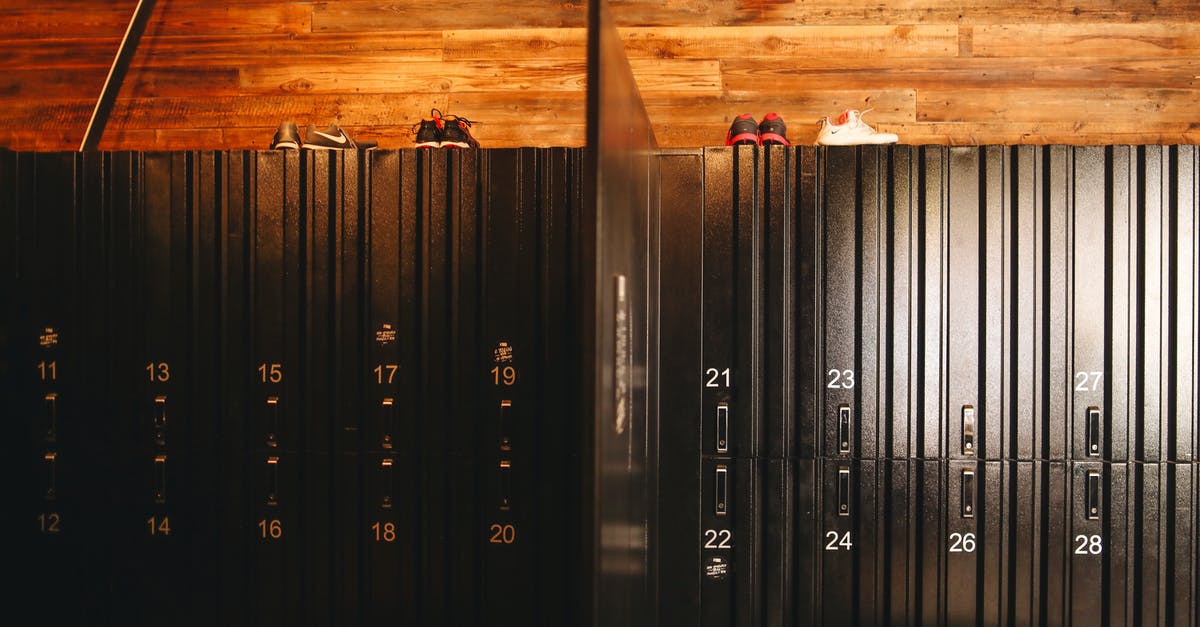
<box><xmin>411</xmin><ymin>108</ymin><xmax>445</xmax><ymax>134</ymax></box>
<box><xmin>819</xmin><ymin>108</ymin><xmax>876</xmax><ymax>129</ymax></box>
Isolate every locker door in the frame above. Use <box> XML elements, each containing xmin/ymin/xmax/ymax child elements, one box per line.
<box><xmin>248</xmin><ymin>150</ymin><xmax>304</xmax><ymax>627</ymax></box>
<box><xmin>816</xmin><ymin>459</ymin><xmax>879</xmax><ymax>627</ymax></box>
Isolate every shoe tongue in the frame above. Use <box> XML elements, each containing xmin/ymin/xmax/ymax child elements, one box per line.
<box><xmin>762</xmin><ymin>112</ymin><xmax>779</xmax><ymax>121</ymax></box>
<box><xmin>835</xmin><ymin>111</ymin><xmax>852</xmax><ymax>125</ymax></box>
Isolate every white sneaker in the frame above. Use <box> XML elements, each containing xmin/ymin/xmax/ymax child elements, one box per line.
<box><xmin>815</xmin><ymin>109</ymin><xmax>898</xmax><ymax>145</ymax></box>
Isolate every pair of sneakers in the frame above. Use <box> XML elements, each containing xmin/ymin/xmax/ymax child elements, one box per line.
<box><xmin>272</xmin><ymin>122</ymin><xmax>377</xmax><ymax>150</ymax></box>
<box><xmin>815</xmin><ymin>109</ymin><xmax>899</xmax><ymax>145</ymax></box>
<box><xmin>413</xmin><ymin>109</ymin><xmax>479</xmax><ymax>149</ymax></box>
<box><xmin>726</xmin><ymin>113</ymin><xmax>790</xmax><ymax>146</ymax></box>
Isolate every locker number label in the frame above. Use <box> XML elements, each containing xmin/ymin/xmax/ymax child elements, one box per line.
<box><xmin>703</xmin><ymin>529</ymin><xmax>733</xmax><ymax>549</ymax></box>
<box><xmin>949</xmin><ymin>532</ymin><xmax>976</xmax><ymax>553</ymax></box>
<box><xmin>1074</xmin><ymin>534</ymin><xmax>1103</xmax><ymax>555</ymax></box>
<box><xmin>258</xmin><ymin>363</ymin><xmax>283</xmax><ymax>383</ymax></box>
<box><xmin>146</xmin><ymin>515</ymin><xmax>171</xmax><ymax>536</ymax></box>
<box><xmin>1074</xmin><ymin>371</ymin><xmax>1102</xmax><ymax>392</ymax></box>
<box><xmin>491</xmin><ymin>366</ymin><xmax>517</xmax><ymax>386</ymax></box>
<box><xmin>38</xmin><ymin>512</ymin><xmax>61</xmax><ymax>534</ymax></box>
<box><xmin>146</xmin><ymin>362</ymin><xmax>170</xmax><ymax>382</ymax></box>
<box><xmin>824</xmin><ymin>531</ymin><xmax>852</xmax><ymax>551</ymax></box>
<box><xmin>373</xmin><ymin>364</ymin><xmax>398</xmax><ymax>385</ymax></box>
<box><xmin>705</xmin><ymin>368</ymin><xmax>731</xmax><ymax>388</ymax></box>
<box><xmin>258</xmin><ymin>518</ymin><xmax>283</xmax><ymax>540</ymax></box>
<box><xmin>371</xmin><ymin>521</ymin><xmax>396</xmax><ymax>542</ymax></box>
<box><xmin>489</xmin><ymin>523</ymin><xmax>516</xmax><ymax>544</ymax></box>
<box><xmin>827</xmin><ymin>369</ymin><xmax>855</xmax><ymax>389</ymax></box>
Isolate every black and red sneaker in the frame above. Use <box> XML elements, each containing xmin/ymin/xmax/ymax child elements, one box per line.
<box><xmin>725</xmin><ymin>113</ymin><xmax>759</xmax><ymax>146</ymax></box>
<box><xmin>441</xmin><ymin>114</ymin><xmax>479</xmax><ymax>149</ymax></box>
<box><xmin>413</xmin><ymin>109</ymin><xmax>443</xmax><ymax>148</ymax></box>
<box><xmin>758</xmin><ymin>113</ymin><xmax>790</xmax><ymax>146</ymax></box>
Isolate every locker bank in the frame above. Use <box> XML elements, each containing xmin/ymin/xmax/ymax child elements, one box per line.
<box><xmin>2</xmin><ymin>1</ymin><xmax>1198</xmax><ymax>626</ymax></box>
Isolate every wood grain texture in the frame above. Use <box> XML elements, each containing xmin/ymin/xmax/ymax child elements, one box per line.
<box><xmin>1</xmin><ymin>1</ymin><xmax>1199</xmax><ymax>149</ymax></box>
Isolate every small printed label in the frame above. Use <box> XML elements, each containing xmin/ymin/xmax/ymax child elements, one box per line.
<box><xmin>493</xmin><ymin>341</ymin><xmax>514</xmax><ymax>364</ymax></box>
<box><xmin>40</xmin><ymin>327</ymin><xmax>58</xmax><ymax>348</ymax></box>
<box><xmin>375</xmin><ymin>323</ymin><xmax>397</xmax><ymax>346</ymax></box>
<box><xmin>704</xmin><ymin>555</ymin><xmax>729</xmax><ymax>581</ymax></box>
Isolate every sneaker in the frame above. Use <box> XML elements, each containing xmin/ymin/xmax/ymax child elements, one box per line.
<box><xmin>725</xmin><ymin>113</ymin><xmax>759</xmax><ymax>146</ymax></box>
<box><xmin>271</xmin><ymin>121</ymin><xmax>300</xmax><ymax>150</ymax></box>
<box><xmin>815</xmin><ymin>109</ymin><xmax>898</xmax><ymax>146</ymax></box>
<box><xmin>302</xmin><ymin>123</ymin><xmax>376</xmax><ymax>150</ymax></box>
<box><xmin>413</xmin><ymin>109</ymin><xmax>443</xmax><ymax>148</ymax></box>
<box><xmin>758</xmin><ymin>113</ymin><xmax>789</xmax><ymax>146</ymax></box>
<box><xmin>440</xmin><ymin>114</ymin><xmax>479</xmax><ymax>149</ymax></box>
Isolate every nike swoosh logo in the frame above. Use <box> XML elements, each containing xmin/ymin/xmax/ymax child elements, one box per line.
<box><xmin>829</xmin><ymin>127</ymin><xmax>841</xmax><ymax>134</ymax></box>
<box><xmin>313</xmin><ymin>130</ymin><xmax>348</xmax><ymax>144</ymax></box>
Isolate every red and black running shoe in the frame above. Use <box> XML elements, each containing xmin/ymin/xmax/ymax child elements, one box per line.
<box><xmin>413</xmin><ymin>109</ymin><xmax>444</xmax><ymax>148</ymax></box>
<box><xmin>758</xmin><ymin>112</ymin><xmax>790</xmax><ymax>146</ymax></box>
<box><xmin>441</xmin><ymin>114</ymin><xmax>479</xmax><ymax>149</ymax></box>
<box><xmin>725</xmin><ymin>113</ymin><xmax>759</xmax><ymax>146</ymax></box>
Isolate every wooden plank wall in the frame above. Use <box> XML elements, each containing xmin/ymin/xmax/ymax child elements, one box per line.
<box><xmin>1</xmin><ymin>0</ymin><xmax>1198</xmax><ymax>150</ymax></box>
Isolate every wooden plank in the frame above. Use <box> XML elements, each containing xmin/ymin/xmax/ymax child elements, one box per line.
<box><xmin>117</xmin><ymin>66</ymin><xmax>242</xmax><ymax>98</ymax></box>
<box><xmin>607</xmin><ymin>0</ymin><xmax>1200</xmax><ymax>26</ymax></box>
<box><xmin>239</xmin><ymin>59</ymin><xmax>719</xmax><ymax>95</ymax></box>
<box><xmin>143</xmin><ymin>2</ymin><xmax>311</xmax><ymax>36</ymax></box>
<box><xmin>918</xmin><ymin>88</ymin><xmax>1200</xmax><ymax>123</ymax></box>
<box><xmin>0</xmin><ymin>99</ymin><xmax>93</xmax><ymax>129</ymax></box>
<box><xmin>641</xmin><ymin>89</ymin><xmax>916</xmax><ymax>124</ymax></box>
<box><xmin>443</xmin><ymin>28</ymin><xmax>587</xmax><ymax>61</ymax></box>
<box><xmin>621</xmin><ymin>25</ymin><xmax>957</xmax><ymax>59</ymax></box>
<box><xmin>0</xmin><ymin>4</ymin><xmax>135</xmax><ymax>38</ymax></box>
<box><xmin>97</xmin><ymin>92</ymin><xmax>584</xmax><ymax>129</ymax></box>
<box><xmin>131</xmin><ymin>32</ymin><xmax>444</xmax><ymax>66</ymax></box>
<box><xmin>973</xmin><ymin>23</ymin><xmax>1200</xmax><ymax>57</ymax></box>
<box><xmin>0</xmin><ymin>37</ymin><xmax>120</xmax><ymax>70</ymax></box>
<box><xmin>0</xmin><ymin>69</ymin><xmax>108</xmax><ymax>100</ymax></box>
<box><xmin>720</xmin><ymin>57</ymin><xmax>1200</xmax><ymax>90</ymax></box>
<box><xmin>443</xmin><ymin>25</ymin><xmax>957</xmax><ymax>61</ymax></box>
<box><xmin>312</xmin><ymin>1</ymin><xmax>585</xmax><ymax>32</ymax></box>
<box><xmin>0</xmin><ymin>2</ymin><xmax>312</xmax><ymax>37</ymax></box>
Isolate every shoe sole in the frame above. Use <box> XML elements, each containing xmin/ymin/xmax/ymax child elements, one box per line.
<box><xmin>441</xmin><ymin>141</ymin><xmax>472</xmax><ymax>148</ymax></box>
<box><xmin>272</xmin><ymin>141</ymin><xmax>299</xmax><ymax>150</ymax></box>
<box><xmin>415</xmin><ymin>141</ymin><xmax>440</xmax><ymax>149</ymax></box>
<box><xmin>815</xmin><ymin>136</ymin><xmax>898</xmax><ymax>146</ymax></box>
<box><xmin>759</xmin><ymin>132</ymin><xmax>790</xmax><ymax>146</ymax></box>
<box><xmin>726</xmin><ymin>132</ymin><xmax>759</xmax><ymax>146</ymax></box>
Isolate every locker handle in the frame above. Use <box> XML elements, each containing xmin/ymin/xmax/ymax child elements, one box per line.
<box><xmin>1086</xmin><ymin>407</ymin><xmax>1101</xmax><ymax>457</ymax></box>
<box><xmin>1086</xmin><ymin>470</ymin><xmax>1101</xmax><ymax>520</ymax></box>
<box><xmin>380</xmin><ymin>457</ymin><xmax>394</xmax><ymax>509</ymax></box>
<box><xmin>44</xmin><ymin>451</ymin><xmax>57</xmax><ymax>500</ymax></box>
<box><xmin>715</xmin><ymin>465</ymin><xmax>728</xmax><ymax>517</ymax></box>
<box><xmin>266</xmin><ymin>396</ymin><xmax>279</xmax><ymax>448</ymax></box>
<box><xmin>961</xmin><ymin>468</ymin><xmax>975</xmax><ymax>518</ymax></box>
<box><xmin>499</xmin><ymin>460</ymin><xmax>512</xmax><ymax>511</ymax></box>
<box><xmin>837</xmin><ymin>404</ymin><xmax>851</xmax><ymax>455</ymax></box>
<box><xmin>153</xmin><ymin>395</ymin><xmax>167</xmax><ymax>446</ymax></box>
<box><xmin>381</xmin><ymin>397</ymin><xmax>395</xmax><ymax>449</ymax></box>
<box><xmin>716</xmin><ymin>403</ymin><xmax>729</xmax><ymax>453</ymax></box>
<box><xmin>153</xmin><ymin>454</ymin><xmax>167</xmax><ymax>504</ymax></box>
<box><xmin>44</xmin><ymin>393</ymin><xmax>58</xmax><ymax>443</ymax></box>
<box><xmin>266</xmin><ymin>456</ymin><xmax>279</xmax><ymax>506</ymax></box>
<box><xmin>962</xmin><ymin>405</ymin><xmax>975</xmax><ymax>456</ymax></box>
<box><xmin>837</xmin><ymin>467</ymin><xmax>851</xmax><ymax>517</ymax></box>
<box><xmin>499</xmin><ymin>400</ymin><xmax>512</xmax><ymax>452</ymax></box>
